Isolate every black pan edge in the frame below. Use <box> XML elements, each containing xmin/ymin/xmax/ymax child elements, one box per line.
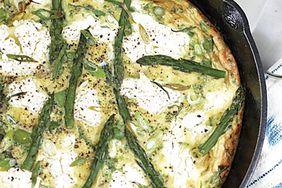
<box><xmin>189</xmin><ymin>0</ymin><xmax>268</xmax><ymax>187</ymax></box>
<box><xmin>225</xmin><ymin>1</ymin><xmax>268</xmax><ymax>187</ymax></box>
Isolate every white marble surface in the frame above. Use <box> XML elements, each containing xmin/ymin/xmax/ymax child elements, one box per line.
<box><xmin>235</xmin><ymin>0</ymin><xmax>282</xmax><ymax>71</ymax></box>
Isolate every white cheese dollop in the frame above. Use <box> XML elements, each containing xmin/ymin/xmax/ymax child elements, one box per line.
<box><xmin>14</xmin><ymin>20</ymin><xmax>50</xmax><ymax>62</ymax></box>
<box><xmin>74</xmin><ymin>81</ymin><xmax>102</xmax><ymax>126</ymax></box>
<box><xmin>121</xmin><ymin>74</ymin><xmax>181</xmax><ymax>114</ymax></box>
<box><xmin>109</xmin><ymin>165</ymin><xmax>148</xmax><ymax>188</ymax></box>
<box><xmin>38</xmin><ymin>135</ymin><xmax>77</xmax><ymax>188</ymax></box>
<box><xmin>0</xmin><ymin>25</ymin><xmax>9</xmax><ymax>42</ymax></box>
<box><xmin>0</xmin><ymin>168</ymin><xmax>40</xmax><ymax>188</ymax></box>
<box><xmin>8</xmin><ymin>78</ymin><xmax>48</xmax><ymax>114</ymax></box>
<box><xmin>179</xmin><ymin>111</ymin><xmax>210</xmax><ymax>139</ymax></box>
<box><xmin>63</xmin><ymin>15</ymin><xmax>118</xmax><ymax>43</ymax></box>
<box><xmin>162</xmin><ymin>137</ymin><xmax>200</xmax><ymax>188</ymax></box>
<box><xmin>0</xmin><ymin>20</ymin><xmax>50</xmax><ymax>77</ymax></box>
<box><xmin>123</xmin><ymin>9</ymin><xmax>190</xmax><ymax>62</ymax></box>
<box><xmin>205</xmin><ymin>89</ymin><xmax>235</xmax><ymax>110</ymax></box>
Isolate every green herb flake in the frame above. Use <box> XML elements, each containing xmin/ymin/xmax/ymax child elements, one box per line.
<box><xmin>202</xmin><ymin>37</ymin><xmax>214</xmax><ymax>53</ymax></box>
<box><xmin>70</xmin><ymin>157</ymin><xmax>87</xmax><ymax>167</ymax></box>
<box><xmin>54</xmin><ymin>90</ymin><xmax>66</xmax><ymax>107</ymax></box>
<box><xmin>0</xmin><ymin>8</ymin><xmax>8</xmax><ymax>23</ymax></box>
<box><xmin>0</xmin><ymin>158</ymin><xmax>15</xmax><ymax>171</ymax></box>
<box><xmin>83</xmin><ymin>61</ymin><xmax>106</xmax><ymax>79</ymax></box>
<box><xmin>172</xmin><ymin>27</ymin><xmax>195</xmax><ymax>37</ymax></box>
<box><xmin>0</xmin><ymin>130</ymin><xmax>14</xmax><ymax>152</ymax></box>
<box><xmin>32</xmin><ymin>9</ymin><xmax>51</xmax><ymax>20</ymax></box>
<box><xmin>153</xmin><ymin>6</ymin><xmax>165</xmax><ymax>17</ymax></box>
<box><xmin>7</xmin><ymin>54</ymin><xmax>37</xmax><ymax>62</ymax></box>
<box><xmin>14</xmin><ymin>129</ymin><xmax>32</xmax><ymax>145</ymax></box>
<box><xmin>200</xmin><ymin>21</ymin><xmax>209</xmax><ymax>32</ymax></box>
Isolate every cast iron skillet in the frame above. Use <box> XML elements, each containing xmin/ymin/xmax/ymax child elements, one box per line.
<box><xmin>189</xmin><ymin>0</ymin><xmax>268</xmax><ymax>187</ymax></box>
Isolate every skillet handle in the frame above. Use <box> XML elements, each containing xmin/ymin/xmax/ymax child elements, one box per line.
<box><xmin>222</xmin><ymin>0</ymin><xmax>250</xmax><ymax>33</ymax></box>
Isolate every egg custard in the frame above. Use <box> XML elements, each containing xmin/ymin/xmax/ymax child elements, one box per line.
<box><xmin>0</xmin><ymin>0</ymin><xmax>244</xmax><ymax>187</ymax></box>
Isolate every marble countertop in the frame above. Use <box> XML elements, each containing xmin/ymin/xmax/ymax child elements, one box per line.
<box><xmin>235</xmin><ymin>0</ymin><xmax>282</xmax><ymax>71</ymax></box>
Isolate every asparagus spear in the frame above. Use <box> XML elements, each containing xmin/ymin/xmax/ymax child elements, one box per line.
<box><xmin>109</xmin><ymin>1</ymin><xmax>164</xmax><ymax>186</ymax></box>
<box><xmin>199</xmin><ymin>86</ymin><xmax>244</xmax><ymax>155</ymax></box>
<box><xmin>112</xmin><ymin>0</ymin><xmax>132</xmax><ymax>88</ymax></box>
<box><xmin>64</xmin><ymin>30</ymin><xmax>90</xmax><ymax>129</ymax></box>
<box><xmin>82</xmin><ymin>115</ymin><xmax>115</xmax><ymax>188</ymax></box>
<box><xmin>125</xmin><ymin>127</ymin><xmax>164</xmax><ymax>188</ymax></box>
<box><xmin>136</xmin><ymin>55</ymin><xmax>226</xmax><ymax>78</ymax></box>
<box><xmin>49</xmin><ymin>0</ymin><xmax>65</xmax><ymax>65</ymax></box>
<box><xmin>22</xmin><ymin>95</ymin><xmax>54</xmax><ymax>170</ymax></box>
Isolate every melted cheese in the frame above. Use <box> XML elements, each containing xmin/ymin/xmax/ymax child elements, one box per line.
<box><xmin>121</xmin><ymin>74</ymin><xmax>182</xmax><ymax>114</ymax></box>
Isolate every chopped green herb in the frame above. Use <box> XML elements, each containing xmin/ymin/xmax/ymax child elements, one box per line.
<box><xmin>32</xmin><ymin>9</ymin><xmax>51</xmax><ymax>20</ymax></box>
<box><xmin>151</xmin><ymin>81</ymin><xmax>170</xmax><ymax>99</ymax></box>
<box><xmin>172</xmin><ymin>27</ymin><xmax>195</xmax><ymax>37</ymax></box>
<box><xmin>153</xmin><ymin>6</ymin><xmax>165</xmax><ymax>17</ymax></box>
<box><xmin>83</xmin><ymin>61</ymin><xmax>106</xmax><ymax>79</ymax></box>
<box><xmin>202</xmin><ymin>36</ymin><xmax>214</xmax><ymax>53</ymax></box>
<box><xmin>69</xmin><ymin>4</ymin><xmax>106</xmax><ymax>17</ymax></box>
<box><xmin>0</xmin><ymin>8</ymin><xmax>8</xmax><ymax>23</ymax></box>
<box><xmin>6</xmin><ymin>54</ymin><xmax>37</xmax><ymax>62</ymax></box>
<box><xmin>0</xmin><ymin>158</ymin><xmax>15</xmax><ymax>171</ymax></box>
<box><xmin>70</xmin><ymin>156</ymin><xmax>87</xmax><ymax>167</ymax></box>
<box><xmin>134</xmin><ymin>112</ymin><xmax>152</xmax><ymax>133</ymax></box>
<box><xmin>54</xmin><ymin>90</ymin><xmax>66</xmax><ymax>107</ymax></box>
<box><xmin>200</xmin><ymin>21</ymin><xmax>209</xmax><ymax>32</ymax></box>
<box><xmin>0</xmin><ymin>131</ymin><xmax>14</xmax><ymax>153</ymax></box>
<box><xmin>13</xmin><ymin>129</ymin><xmax>31</xmax><ymax>145</ymax></box>
<box><xmin>7</xmin><ymin>92</ymin><xmax>27</xmax><ymax>101</ymax></box>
